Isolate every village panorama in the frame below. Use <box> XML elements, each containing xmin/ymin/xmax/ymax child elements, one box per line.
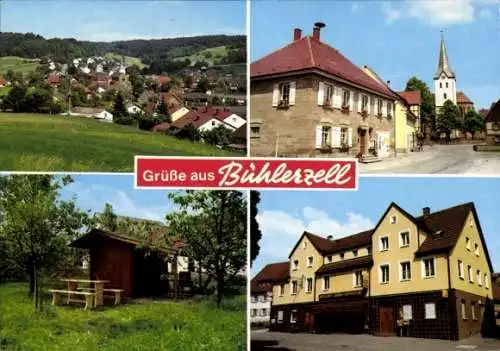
<box><xmin>0</xmin><ymin>32</ymin><xmax>247</xmax><ymax>171</ymax></box>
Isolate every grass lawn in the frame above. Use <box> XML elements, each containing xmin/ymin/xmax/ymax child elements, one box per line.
<box><xmin>104</xmin><ymin>53</ymin><xmax>147</xmax><ymax>70</ymax></box>
<box><xmin>0</xmin><ymin>56</ymin><xmax>40</xmax><ymax>74</ymax></box>
<box><xmin>175</xmin><ymin>46</ymin><xmax>228</xmax><ymax>66</ymax></box>
<box><xmin>0</xmin><ymin>113</ymin><xmax>241</xmax><ymax>171</ymax></box>
<box><xmin>0</xmin><ymin>283</ymin><xmax>246</xmax><ymax>351</ymax></box>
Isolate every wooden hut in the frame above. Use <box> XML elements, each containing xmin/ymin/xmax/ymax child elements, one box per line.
<box><xmin>70</xmin><ymin>229</ymin><xmax>178</xmax><ymax>298</ymax></box>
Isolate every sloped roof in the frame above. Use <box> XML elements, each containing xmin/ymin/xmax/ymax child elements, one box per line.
<box><xmin>233</xmin><ymin>124</ymin><xmax>247</xmax><ymax>140</ymax></box>
<box><xmin>290</xmin><ymin>230</ymin><xmax>372</xmax><ymax>258</ymax></box>
<box><xmin>485</xmin><ymin>99</ymin><xmax>500</xmax><ymax>123</ymax></box>
<box><xmin>251</xmin><ymin>29</ymin><xmax>397</xmax><ymax>99</ymax></box>
<box><xmin>398</xmin><ymin>91</ymin><xmax>421</xmax><ymax>105</ymax></box>
<box><xmin>252</xmin><ymin>261</ymin><xmax>290</xmax><ymax>283</ymax></box>
<box><xmin>434</xmin><ymin>35</ymin><xmax>455</xmax><ymax>79</ymax></box>
<box><xmin>316</xmin><ymin>255</ymin><xmax>373</xmax><ymax>275</ymax></box>
<box><xmin>457</xmin><ymin>91</ymin><xmax>473</xmax><ymax>105</ymax></box>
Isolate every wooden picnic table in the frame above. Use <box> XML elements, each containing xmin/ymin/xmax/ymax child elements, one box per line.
<box><xmin>61</xmin><ymin>279</ymin><xmax>109</xmax><ymax>306</ymax></box>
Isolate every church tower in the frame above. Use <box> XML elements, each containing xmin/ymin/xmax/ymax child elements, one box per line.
<box><xmin>434</xmin><ymin>31</ymin><xmax>456</xmax><ymax>112</ymax></box>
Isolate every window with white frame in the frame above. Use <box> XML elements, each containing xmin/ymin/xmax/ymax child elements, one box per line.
<box><xmin>477</xmin><ymin>270</ymin><xmax>482</xmax><ymax>286</ymax></box>
<box><xmin>425</xmin><ymin>303</ymin><xmax>436</xmax><ymax>319</ymax></box>
<box><xmin>458</xmin><ymin>260</ymin><xmax>464</xmax><ymax>279</ymax></box>
<box><xmin>340</xmin><ymin>127</ymin><xmax>349</xmax><ymax>145</ymax></box>
<box><xmin>400</xmin><ymin>231</ymin><xmax>410</xmax><ymax>247</ymax></box>
<box><xmin>323</xmin><ymin>276</ymin><xmax>330</xmax><ymax>291</ymax></box>
<box><xmin>277</xmin><ymin>311</ymin><xmax>284</xmax><ymax>323</ymax></box>
<box><xmin>474</xmin><ymin>243</ymin><xmax>479</xmax><ymax>256</ymax></box>
<box><xmin>306</xmin><ymin>278</ymin><xmax>313</xmax><ymax>292</ymax></box>
<box><xmin>380</xmin><ymin>236</ymin><xmax>389</xmax><ymax>251</ymax></box>
<box><xmin>466</xmin><ymin>237</ymin><xmax>471</xmax><ymax>250</ymax></box>
<box><xmin>403</xmin><ymin>304</ymin><xmax>413</xmax><ymax>320</ymax></box>
<box><xmin>250</xmin><ymin>125</ymin><xmax>260</xmax><ymax>138</ymax></box>
<box><xmin>485</xmin><ymin>274</ymin><xmax>489</xmax><ymax>288</ymax></box>
<box><xmin>258</xmin><ymin>295</ymin><xmax>264</xmax><ymax>302</ymax></box>
<box><xmin>303</xmin><ymin>241</ymin><xmax>307</xmax><ymax>249</ymax></box>
<box><xmin>422</xmin><ymin>257</ymin><xmax>435</xmax><ymax>278</ymax></box>
<box><xmin>380</xmin><ymin>264</ymin><xmax>390</xmax><ymax>284</ymax></box>
<box><xmin>321</xmin><ymin>125</ymin><xmax>332</xmax><ymax>147</ymax></box>
<box><xmin>279</xmin><ymin>83</ymin><xmax>290</xmax><ymax>105</ymax></box>
<box><xmin>400</xmin><ymin>261</ymin><xmax>412</xmax><ymax>281</ymax></box>
<box><xmin>387</xmin><ymin>102</ymin><xmax>392</xmax><ymax>117</ymax></box>
<box><xmin>290</xmin><ymin>310</ymin><xmax>297</xmax><ymax>323</ymax></box>
<box><xmin>279</xmin><ymin>284</ymin><xmax>285</xmax><ymax>296</ymax></box>
<box><xmin>461</xmin><ymin>300</ymin><xmax>467</xmax><ymax>319</ymax></box>
<box><xmin>377</xmin><ymin>99</ymin><xmax>383</xmax><ymax>115</ymax></box>
<box><xmin>342</xmin><ymin>89</ymin><xmax>350</xmax><ymax>107</ymax></box>
<box><xmin>324</xmin><ymin>83</ymin><xmax>334</xmax><ymax>105</ymax></box>
<box><xmin>362</xmin><ymin>95</ymin><xmax>369</xmax><ymax>111</ymax></box>
<box><xmin>251</xmin><ymin>309</ymin><xmax>257</xmax><ymax>317</ymax></box>
<box><xmin>291</xmin><ymin>280</ymin><xmax>298</xmax><ymax>295</ymax></box>
<box><xmin>390</xmin><ymin>215</ymin><xmax>397</xmax><ymax>224</ymax></box>
<box><xmin>307</xmin><ymin>256</ymin><xmax>313</xmax><ymax>267</ymax></box>
<box><xmin>468</xmin><ymin>265</ymin><xmax>474</xmax><ymax>283</ymax></box>
<box><xmin>354</xmin><ymin>270</ymin><xmax>363</xmax><ymax>287</ymax></box>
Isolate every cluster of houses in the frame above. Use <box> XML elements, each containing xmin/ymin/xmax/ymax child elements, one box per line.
<box><xmin>249</xmin><ymin>23</ymin><xmax>492</xmax><ymax>160</ymax></box>
<box><xmin>251</xmin><ymin>201</ymin><xmax>500</xmax><ymax>340</ymax></box>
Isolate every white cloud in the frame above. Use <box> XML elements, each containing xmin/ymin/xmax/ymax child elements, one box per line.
<box><xmin>66</xmin><ymin>181</ymin><xmax>173</xmax><ymax>222</ymax></box>
<box><xmin>256</xmin><ymin>207</ymin><xmax>374</xmax><ymax>261</ymax></box>
<box><xmin>382</xmin><ymin>0</ymin><xmax>486</xmax><ymax>26</ymax></box>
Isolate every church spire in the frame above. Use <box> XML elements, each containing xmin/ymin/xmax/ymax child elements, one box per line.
<box><xmin>434</xmin><ymin>30</ymin><xmax>455</xmax><ymax>79</ymax></box>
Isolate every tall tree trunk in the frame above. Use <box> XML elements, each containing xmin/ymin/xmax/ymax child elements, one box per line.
<box><xmin>216</xmin><ymin>271</ymin><xmax>224</xmax><ymax>308</ymax></box>
<box><xmin>38</xmin><ymin>268</ymin><xmax>43</xmax><ymax>312</ymax></box>
<box><xmin>27</xmin><ymin>256</ymin><xmax>35</xmax><ymax>296</ymax></box>
<box><xmin>33</xmin><ymin>265</ymin><xmax>38</xmax><ymax>310</ymax></box>
<box><xmin>197</xmin><ymin>264</ymin><xmax>203</xmax><ymax>294</ymax></box>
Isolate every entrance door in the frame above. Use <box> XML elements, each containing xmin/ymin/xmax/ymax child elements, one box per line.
<box><xmin>359</xmin><ymin>130</ymin><xmax>366</xmax><ymax>155</ymax></box>
<box><xmin>379</xmin><ymin>307</ymin><xmax>394</xmax><ymax>336</ymax></box>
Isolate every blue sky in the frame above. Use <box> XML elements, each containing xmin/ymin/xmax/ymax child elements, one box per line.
<box><xmin>1</xmin><ymin>0</ymin><xmax>246</xmax><ymax>41</ymax></box>
<box><xmin>252</xmin><ymin>176</ymin><xmax>500</xmax><ymax>277</ymax></box>
<box><xmin>59</xmin><ymin>174</ymin><xmax>177</xmax><ymax>223</ymax></box>
<box><xmin>251</xmin><ymin>0</ymin><xmax>499</xmax><ymax>110</ymax></box>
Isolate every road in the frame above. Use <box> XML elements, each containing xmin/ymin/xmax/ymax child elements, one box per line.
<box><xmin>359</xmin><ymin>145</ymin><xmax>500</xmax><ymax>175</ymax></box>
<box><xmin>251</xmin><ymin>330</ymin><xmax>500</xmax><ymax>351</ymax></box>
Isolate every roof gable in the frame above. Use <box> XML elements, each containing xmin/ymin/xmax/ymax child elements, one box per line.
<box><xmin>251</xmin><ymin>34</ymin><xmax>397</xmax><ymax>99</ymax></box>
<box><xmin>398</xmin><ymin>91</ymin><xmax>421</xmax><ymax>106</ymax></box>
<box><xmin>485</xmin><ymin>99</ymin><xmax>500</xmax><ymax>123</ymax></box>
<box><xmin>288</xmin><ymin>231</ymin><xmax>327</xmax><ymax>258</ymax></box>
<box><xmin>252</xmin><ymin>261</ymin><xmax>290</xmax><ymax>283</ymax></box>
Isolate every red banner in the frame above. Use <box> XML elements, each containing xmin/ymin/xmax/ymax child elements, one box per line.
<box><xmin>135</xmin><ymin>156</ymin><xmax>358</xmax><ymax>190</ymax></box>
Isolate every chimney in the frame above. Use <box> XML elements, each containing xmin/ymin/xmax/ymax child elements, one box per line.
<box><xmin>327</xmin><ymin>235</ymin><xmax>333</xmax><ymax>241</ymax></box>
<box><xmin>312</xmin><ymin>22</ymin><xmax>325</xmax><ymax>42</ymax></box>
<box><xmin>423</xmin><ymin>207</ymin><xmax>430</xmax><ymax>217</ymax></box>
<box><xmin>294</xmin><ymin>28</ymin><xmax>302</xmax><ymax>41</ymax></box>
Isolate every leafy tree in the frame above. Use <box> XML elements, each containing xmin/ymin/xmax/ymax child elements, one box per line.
<box><xmin>71</xmin><ymin>86</ymin><xmax>86</xmax><ymax>107</ymax></box>
<box><xmin>3</xmin><ymin>85</ymin><xmax>27</xmax><ymax>112</ymax></box>
<box><xmin>156</xmin><ymin>99</ymin><xmax>171</xmax><ymax>123</ymax></box>
<box><xmin>184</xmin><ymin>75</ymin><xmax>194</xmax><ymax>89</ymax></box>
<box><xmin>250</xmin><ymin>191</ymin><xmax>262</xmax><ymax>266</ymax></box>
<box><xmin>481</xmin><ymin>297</ymin><xmax>498</xmax><ymax>338</ymax></box>
<box><xmin>113</xmin><ymin>92</ymin><xmax>127</xmax><ymax>118</ymax></box>
<box><xmin>437</xmin><ymin>100</ymin><xmax>461</xmax><ymax>139</ymax></box>
<box><xmin>0</xmin><ymin>175</ymin><xmax>93</xmax><ymax>310</ymax></box>
<box><xmin>197</xmin><ymin>77</ymin><xmax>210</xmax><ymax>93</ymax></box>
<box><xmin>128</xmin><ymin>74</ymin><xmax>145</xmax><ymax>100</ymax></box>
<box><xmin>24</xmin><ymin>87</ymin><xmax>53</xmax><ymax>112</ymax></box>
<box><xmin>202</xmin><ymin>124</ymin><xmax>233</xmax><ymax>146</ymax></box>
<box><xmin>98</xmin><ymin>203</ymin><xmax>118</xmax><ymax>232</ymax></box>
<box><xmin>162</xmin><ymin>191</ymin><xmax>246</xmax><ymax>307</ymax></box>
<box><xmin>463</xmin><ymin>110</ymin><xmax>484</xmax><ymax>139</ymax></box>
<box><xmin>179</xmin><ymin>124</ymin><xmax>201</xmax><ymax>142</ymax></box>
<box><xmin>405</xmin><ymin>77</ymin><xmax>436</xmax><ymax>136</ymax></box>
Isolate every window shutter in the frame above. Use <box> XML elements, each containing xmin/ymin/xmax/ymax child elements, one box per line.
<box><xmin>332</xmin><ymin>127</ymin><xmax>341</xmax><ymax>147</ymax></box>
<box><xmin>289</xmin><ymin>82</ymin><xmax>296</xmax><ymax>105</ymax></box>
<box><xmin>348</xmin><ymin>90</ymin><xmax>353</xmax><ymax>111</ymax></box>
<box><xmin>315</xmin><ymin>125</ymin><xmax>323</xmax><ymax>148</ymax></box>
<box><xmin>317</xmin><ymin>81</ymin><xmax>325</xmax><ymax>106</ymax></box>
<box><xmin>348</xmin><ymin>127</ymin><xmax>353</xmax><ymax>147</ymax></box>
<box><xmin>272</xmin><ymin>84</ymin><xmax>279</xmax><ymax>107</ymax></box>
<box><xmin>334</xmin><ymin>86</ymin><xmax>342</xmax><ymax>108</ymax></box>
<box><xmin>358</xmin><ymin>94</ymin><xmax>362</xmax><ymax>113</ymax></box>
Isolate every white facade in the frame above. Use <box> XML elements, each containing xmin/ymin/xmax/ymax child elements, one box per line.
<box><xmin>127</xmin><ymin>105</ymin><xmax>143</xmax><ymax>114</ymax></box>
<box><xmin>198</xmin><ymin>119</ymin><xmax>236</xmax><ymax>132</ymax></box>
<box><xmin>250</xmin><ymin>293</ymin><xmax>272</xmax><ymax>324</ymax></box>
<box><xmin>223</xmin><ymin>114</ymin><xmax>246</xmax><ymax>129</ymax></box>
<box><xmin>94</xmin><ymin>110</ymin><xmax>113</xmax><ymax>122</ymax></box>
<box><xmin>81</xmin><ymin>66</ymin><xmax>91</xmax><ymax>74</ymax></box>
<box><xmin>434</xmin><ymin>74</ymin><xmax>457</xmax><ymax>108</ymax></box>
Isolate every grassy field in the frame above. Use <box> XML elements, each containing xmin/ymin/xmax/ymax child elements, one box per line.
<box><xmin>0</xmin><ymin>113</ymin><xmax>241</xmax><ymax>171</ymax></box>
<box><xmin>0</xmin><ymin>56</ymin><xmax>40</xmax><ymax>74</ymax></box>
<box><xmin>104</xmin><ymin>53</ymin><xmax>147</xmax><ymax>69</ymax></box>
<box><xmin>175</xmin><ymin>46</ymin><xmax>228</xmax><ymax>66</ymax></box>
<box><xmin>0</xmin><ymin>283</ymin><xmax>246</xmax><ymax>351</ymax></box>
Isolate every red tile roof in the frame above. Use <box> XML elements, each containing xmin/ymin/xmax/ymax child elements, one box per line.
<box><xmin>485</xmin><ymin>99</ymin><xmax>500</xmax><ymax>123</ymax></box>
<box><xmin>152</xmin><ymin>122</ymin><xmax>172</xmax><ymax>132</ymax></box>
<box><xmin>47</xmin><ymin>74</ymin><xmax>60</xmax><ymax>85</ymax></box>
<box><xmin>251</xmin><ymin>29</ymin><xmax>397</xmax><ymax>99</ymax></box>
<box><xmin>0</xmin><ymin>76</ymin><xmax>7</xmax><ymax>85</ymax></box>
<box><xmin>457</xmin><ymin>91</ymin><xmax>473</xmax><ymax>105</ymax></box>
<box><xmin>156</xmin><ymin>75</ymin><xmax>170</xmax><ymax>85</ymax></box>
<box><xmin>294</xmin><ymin>230</ymin><xmax>372</xmax><ymax>257</ymax></box>
<box><xmin>171</xmin><ymin>107</ymin><xmax>235</xmax><ymax>130</ymax></box>
<box><xmin>398</xmin><ymin>90</ymin><xmax>421</xmax><ymax>105</ymax></box>
<box><xmin>252</xmin><ymin>261</ymin><xmax>290</xmax><ymax>283</ymax></box>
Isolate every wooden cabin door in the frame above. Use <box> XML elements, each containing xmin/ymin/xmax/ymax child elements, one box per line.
<box><xmin>379</xmin><ymin>307</ymin><xmax>394</xmax><ymax>336</ymax></box>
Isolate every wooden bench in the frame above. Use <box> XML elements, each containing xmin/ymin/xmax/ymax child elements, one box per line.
<box><xmin>48</xmin><ymin>289</ymin><xmax>95</xmax><ymax>310</ymax></box>
<box><xmin>79</xmin><ymin>288</ymin><xmax>124</xmax><ymax>305</ymax></box>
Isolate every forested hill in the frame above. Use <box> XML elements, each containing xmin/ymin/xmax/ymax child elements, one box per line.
<box><xmin>0</xmin><ymin>32</ymin><xmax>246</xmax><ymax>65</ymax></box>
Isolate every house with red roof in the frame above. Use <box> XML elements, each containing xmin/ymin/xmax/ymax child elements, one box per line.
<box><xmin>250</xmin><ymin>23</ymin><xmax>398</xmax><ymax>159</ymax></box>
<box><xmin>47</xmin><ymin>74</ymin><xmax>61</xmax><ymax>88</ymax></box>
<box><xmin>484</xmin><ymin>98</ymin><xmax>500</xmax><ymax>145</ymax></box>
<box><xmin>0</xmin><ymin>76</ymin><xmax>8</xmax><ymax>88</ymax></box>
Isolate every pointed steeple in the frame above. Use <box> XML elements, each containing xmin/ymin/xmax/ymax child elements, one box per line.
<box><xmin>434</xmin><ymin>31</ymin><xmax>455</xmax><ymax>79</ymax></box>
